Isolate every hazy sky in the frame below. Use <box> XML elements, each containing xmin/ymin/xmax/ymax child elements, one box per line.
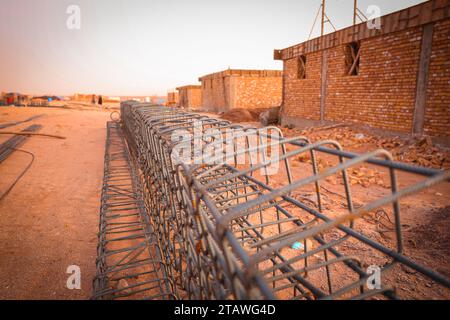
<box><xmin>0</xmin><ymin>0</ymin><xmax>426</xmax><ymax>96</ymax></box>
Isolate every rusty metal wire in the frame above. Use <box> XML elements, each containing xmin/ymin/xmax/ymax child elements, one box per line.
<box><xmin>92</xmin><ymin>121</ymin><xmax>176</xmax><ymax>300</ymax></box>
<box><xmin>120</xmin><ymin>102</ymin><xmax>450</xmax><ymax>300</ymax></box>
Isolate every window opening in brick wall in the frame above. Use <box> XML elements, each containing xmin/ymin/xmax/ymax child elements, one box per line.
<box><xmin>297</xmin><ymin>55</ymin><xmax>307</xmax><ymax>79</ymax></box>
<box><xmin>345</xmin><ymin>41</ymin><xmax>361</xmax><ymax>76</ymax></box>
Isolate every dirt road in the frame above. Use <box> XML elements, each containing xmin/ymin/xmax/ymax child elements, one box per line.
<box><xmin>0</xmin><ymin>106</ymin><xmax>110</xmax><ymax>299</ymax></box>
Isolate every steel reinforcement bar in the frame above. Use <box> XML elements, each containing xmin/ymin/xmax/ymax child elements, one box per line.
<box><xmin>120</xmin><ymin>101</ymin><xmax>450</xmax><ymax>300</ymax></box>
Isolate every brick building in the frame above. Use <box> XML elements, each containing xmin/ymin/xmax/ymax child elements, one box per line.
<box><xmin>176</xmin><ymin>85</ymin><xmax>202</xmax><ymax>110</ymax></box>
<box><xmin>274</xmin><ymin>0</ymin><xmax>450</xmax><ymax>137</ymax></box>
<box><xmin>198</xmin><ymin>69</ymin><xmax>282</xmax><ymax>112</ymax></box>
<box><xmin>167</xmin><ymin>91</ymin><xmax>179</xmax><ymax>107</ymax></box>
<box><xmin>73</xmin><ymin>93</ymin><xmax>96</xmax><ymax>103</ymax></box>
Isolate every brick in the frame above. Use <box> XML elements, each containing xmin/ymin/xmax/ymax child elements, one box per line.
<box><xmin>198</xmin><ymin>69</ymin><xmax>282</xmax><ymax>112</ymax></box>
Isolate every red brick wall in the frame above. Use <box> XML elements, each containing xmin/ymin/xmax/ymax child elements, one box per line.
<box><xmin>178</xmin><ymin>87</ymin><xmax>202</xmax><ymax>109</ymax></box>
<box><xmin>281</xmin><ymin>22</ymin><xmax>449</xmax><ymax>137</ymax></box>
<box><xmin>200</xmin><ymin>71</ymin><xmax>282</xmax><ymax>112</ymax></box>
<box><xmin>423</xmin><ymin>19</ymin><xmax>450</xmax><ymax>137</ymax></box>
<box><xmin>178</xmin><ymin>89</ymin><xmax>188</xmax><ymax>108</ymax></box>
<box><xmin>188</xmin><ymin>88</ymin><xmax>202</xmax><ymax>109</ymax></box>
<box><xmin>200</xmin><ymin>76</ymin><xmax>230</xmax><ymax>112</ymax></box>
<box><xmin>283</xmin><ymin>51</ymin><xmax>322</xmax><ymax>120</ymax></box>
<box><xmin>167</xmin><ymin>92</ymin><xmax>178</xmax><ymax>107</ymax></box>
<box><xmin>234</xmin><ymin>76</ymin><xmax>282</xmax><ymax>109</ymax></box>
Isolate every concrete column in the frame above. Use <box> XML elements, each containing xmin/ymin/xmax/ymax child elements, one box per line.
<box><xmin>413</xmin><ymin>23</ymin><xmax>434</xmax><ymax>135</ymax></box>
<box><xmin>320</xmin><ymin>50</ymin><xmax>328</xmax><ymax>122</ymax></box>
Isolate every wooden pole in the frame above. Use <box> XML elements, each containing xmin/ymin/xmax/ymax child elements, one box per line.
<box><xmin>353</xmin><ymin>0</ymin><xmax>357</xmax><ymax>25</ymax></box>
<box><xmin>321</xmin><ymin>0</ymin><xmax>325</xmax><ymax>36</ymax></box>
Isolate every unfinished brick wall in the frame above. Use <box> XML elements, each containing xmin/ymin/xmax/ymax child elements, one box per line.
<box><xmin>73</xmin><ymin>93</ymin><xmax>96</xmax><ymax>103</ymax></box>
<box><xmin>177</xmin><ymin>85</ymin><xmax>202</xmax><ymax>109</ymax></box>
<box><xmin>282</xmin><ymin>51</ymin><xmax>322</xmax><ymax>121</ymax></box>
<box><xmin>423</xmin><ymin>19</ymin><xmax>450</xmax><ymax>136</ymax></box>
<box><xmin>276</xmin><ymin>0</ymin><xmax>450</xmax><ymax>137</ymax></box>
<box><xmin>199</xmin><ymin>70</ymin><xmax>282</xmax><ymax>112</ymax></box>
<box><xmin>167</xmin><ymin>92</ymin><xmax>179</xmax><ymax>107</ymax></box>
<box><xmin>200</xmin><ymin>75</ymin><xmax>231</xmax><ymax>112</ymax></box>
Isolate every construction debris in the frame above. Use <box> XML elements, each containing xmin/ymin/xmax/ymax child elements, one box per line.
<box><xmin>282</xmin><ymin>125</ymin><xmax>450</xmax><ymax>170</ymax></box>
<box><xmin>259</xmin><ymin>107</ymin><xmax>280</xmax><ymax>126</ymax></box>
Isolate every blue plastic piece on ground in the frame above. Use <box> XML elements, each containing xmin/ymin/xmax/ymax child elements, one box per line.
<box><xmin>291</xmin><ymin>242</ymin><xmax>304</xmax><ymax>250</ymax></box>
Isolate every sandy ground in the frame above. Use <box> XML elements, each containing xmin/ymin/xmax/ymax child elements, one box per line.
<box><xmin>0</xmin><ymin>106</ymin><xmax>110</xmax><ymax>299</ymax></box>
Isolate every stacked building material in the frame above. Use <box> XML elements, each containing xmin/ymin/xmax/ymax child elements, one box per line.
<box><xmin>92</xmin><ymin>121</ymin><xmax>176</xmax><ymax>300</ymax></box>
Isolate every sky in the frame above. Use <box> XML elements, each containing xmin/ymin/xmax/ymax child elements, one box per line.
<box><xmin>0</xmin><ymin>0</ymin><xmax>426</xmax><ymax>96</ymax></box>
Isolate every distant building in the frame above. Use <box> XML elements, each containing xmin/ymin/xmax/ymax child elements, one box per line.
<box><xmin>274</xmin><ymin>0</ymin><xmax>450</xmax><ymax>137</ymax></box>
<box><xmin>176</xmin><ymin>85</ymin><xmax>202</xmax><ymax>110</ymax></box>
<box><xmin>33</xmin><ymin>95</ymin><xmax>63</xmax><ymax>102</ymax></box>
<box><xmin>0</xmin><ymin>92</ymin><xmax>30</xmax><ymax>106</ymax></box>
<box><xmin>198</xmin><ymin>69</ymin><xmax>282</xmax><ymax>112</ymax></box>
<box><xmin>167</xmin><ymin>91</ymin><xmax>179</xmax><ymax>107</ymax></box>
<box><xmin>0</xmin><ymin>92</ymin><xmax>6</xmax><ymax>105</ymax></box>
<box><xmin>29</xmin><ymin>97</ymin><xmax>49</xmax><ymax>107</ymax></box>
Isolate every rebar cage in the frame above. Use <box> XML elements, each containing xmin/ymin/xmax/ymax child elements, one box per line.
<box><xmin>101</xmin><ymin>101</ymin><xmax>449</xmax><ymax>300</ymax></box>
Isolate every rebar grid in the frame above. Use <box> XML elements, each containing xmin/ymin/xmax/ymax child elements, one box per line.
<box><xmin>120</xmin><ymin>102</ymin><xmax>450</xmax><ymax>300</ymax></box>
<box><xmin>92</xmin><ymin>121</ymin><xmax>176</xmax><ymax>300</ymax></box>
